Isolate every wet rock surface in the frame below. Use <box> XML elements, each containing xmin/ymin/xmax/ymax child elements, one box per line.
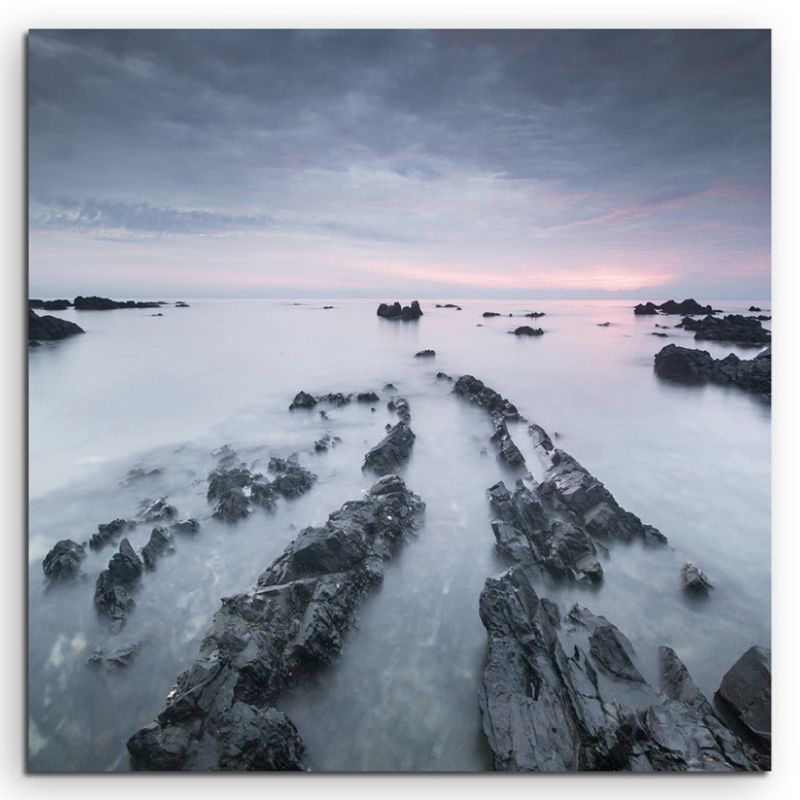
<box><xmin>377</xmin><ymin>300</ymin><xmax>422</xmax><ymax>320</ymax></box>
<box><xmin>94</xmin><ymin>538</ymin><xmax>144</xmax><ymax>630</ymax></box>
<box><xmin>127</xmin><ymin>475</ymin><xmax>425</xmax><ymax>771</ymax></box>
<box><xmin>89</xmin><ymin>518</ymin><xmax>137</xmax><ymax>551</ymax></box>
<box><xmin>478</xmin><ymin>565</ymin><xmax>760</xmax><ymax>771</ymax></box>
<box><xmin>677</xmin><ymin>314</ymin><xmax>771</xmax><ymax>346</ymax></box>
<box><xmin>171</xmin><ymin>518</ymin><xmax>200</xmax><ymax>536</ymax></box>
<box><xmin>268</xmin><ymin>457</ymin><xmax>317</xmax><ymax>498</ymax></box>
<box><xmin>453</xmin><ymin>375</ymin><xmax>521</xmax><ymax>421</ymax></box>
<box><xmin>681</xmin><ymin>562</ymin><xmax>713</xmax><ymax>594</ymax></box>
<box><xmin>314</xmin><ymin>433</ymin><xmax>341</xmax><ymax>452</ymax></box>
<box><xmin>141</xmin><ymin>527</ymin><xmax>175</xmax><ymax>570</ymax></box>
<box><xmin>139</xmin><ymin>497</ymin><xmax>178</xmax><ymax>522</ymax></box>
<box><xmin>289</xmin><ymin>391</ymin><xmax>317</xmax><ymax>410</ymax></box>
<box><xmin>42</xmin><ymin>539</ymin><xmax>86</xmax><ymax>584</ymax></box>
<box><xmin>28</xmin><ymin>308</ymin><xmax>85</xmax><ymax>341</ymax></box>
<box><xmin>489</xmin><ymin>416</ymin><xmax>526</xmax><ymax>469</ymax></box>
<box><xmin>654</xmin><ymin>344</ymin><xmax>771</xmax><ymax>397</ymax></box>
<box><xmin>363</xmin><ymin>422</ymin><xmax>416</xmax><ymax>475</ymax></box>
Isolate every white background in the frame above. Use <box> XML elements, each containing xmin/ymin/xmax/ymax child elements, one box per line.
<box><xmin>2</xmin><ymin>2</ymin><xmax>796</xmax><ymax>798</ymax></box>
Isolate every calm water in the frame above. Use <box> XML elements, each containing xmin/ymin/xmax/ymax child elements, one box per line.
<box><xmin>27</xmin><ymin>298</ymin><xmax>771</xmax><ymax>771</ymax></box>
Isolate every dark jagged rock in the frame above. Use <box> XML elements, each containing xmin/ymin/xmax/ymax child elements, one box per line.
<box><xmin>453</xmin><ymin>375</ymin><xmax>521</xmax><ymax>421</ymax></box>
<box><xmin>435</xmin><ymin>303</ymin><xmax>461</xmax><ymax>310</ymax></box>
<box><xmin>658</xmin><ymin>299</ymin><xmax>718</xmax><ymax>315</ymax></box>
<box><xmin>207</xmin><ymin>466</ymin><xmax>252</xmax><ymax>501</ymax></box>
<box><xmin>313</xmin><ymin>433</ymin><xmax>341</xmax><ymax>453</ymax></box>
<box><xmin>175</xmin><ymin>301</ymin><xmax>190</xmax><ymax>308</ymax></box>
<box><xmin>318</xmin><ymin>392</ymin><xmax>351</xmax><ymax>407</ymax></box>
<box><xmin>538</xmin><ymin>442</ymin><xmax>667</xmax><ymax>546</ymax></box>
<box><xmin>524</xmin><ymin>311</ymin><xmax>545</xmax><ymax>318</ymax></box>
<box><xmin>387</xmin><ymin>396</ymin><xmax>411</xmax><ymax>423</ymax></box>
<box><xmin>172</xmin><ymin>518</ymin><xmax>200</xmax><ymax>536</ymax></box>
<box><xmin>73</xmin><ymin>295</ymin><xmax>163</xmax><ymax>310</ymax></box>
<box><xmin>654</xmin><ymin>344</ymin><xmax>771</xmax><ymax>397</ymax></box>
<box><xmin>678</xmin><ymin>314</ymin><xmax>770</xmax><ymax>346</ymax></box>
<box><xmin>478</xmin><ymin>566</ymin><xmax>760</xmax><ymax>772</ymax></box>
<box><xmin>89</xmin><ymin>518</ymin><xmax>137</xmax><ymax>551</ymax></box>
<box><xmin>490</xmin><ymin>415</ymin><xmax>526</xmax><ymax>469</ymax></box>
<box><xmin>414</xmin><ymin>349</ymin><xmax>436</xmax><ymax>358</ymax></box>
<box><xmin>288</xmin><ymin>391</ymin><xmax>317</xmax><ymax>411</ymax></box>
<box><xmin>511</xmin><ymin>325</ymin><xmax>544</xmax><ymax>336</ymax></box>
<box><xmin>749</xmin><ymin>306</ymin><xmax>762</xmax><ymax>312</ymax></box>
<box><xmin>436</xmin><ymin>371</ymin><xmax>453</xmax><ymax>382</ymax></box>
<box><xmin>715</xmin><ymin>646</ymin><xmax>771</xmax><ymax>758</ymax></box>
<box><xmin>42</xmin><ymin>539</ymin><xmax>86</xmax><ymax>584</ymax></box>
<box><xmin>121</xmin><ymin>466</ymin><xmax>162</xmax><ymax>486</ymax></box>
<box><xmin>214</xmin><ymin>487</ymin><xmax>251</xmax><ymax>521</ymax></box>
<box><xmin>488</xmin><ymin>481</ymin><xmax>602</xmax><ymax>583</ymax></box>
<box><xmin>267</xmin><ymin>457</ymin><xmax>317</xmax><ymax>498</ymax></box>
<box><xmin>681</xmin><ymin>562</ymin><xmax>713</xmax><ymax>594</ymax></box>
<box><xmin>634</xmin><ymin>302</ymin><xmax>659</xmax><ymax>315</ymax></box>
<box><xmin>127</xmin><ymin>475</ymin><xmax>424</xmax><ymax>771</ymax></box>
<box><xmin>87</xmin><ymin>642</ymin><xmax>140</xmax><ymax>671</ymax></box>
<box><xmin>756</xmin><ymin>315</ymin><xmax>771</xmax><ymax>321</ymax></box>
<box><xmin>140</xmin><ymin>497</ymin><xmax>178</xmax><ymax>522</ymax></box>
<box><xmin>94</xmin><ymin>538</ymin><xmax>143</xmax><ymax>629</ymax></box>
<box><xmin>28</xmin><ymin>308</ymin><xmax>84</xmax><ymax>341</ymax></box>
<box><xmin>482</xmin><ymin>311</ymin><xmax>502</xmax><ymax>318</ymax></box>
<box><xmin>141</xmin><ymin>527</ymin><xmax>175</xmax><ymax>570</ymax></box>
<box><xmin>356</xmin><ymin>391</ymin><xmax>379</xmax><ymax>403</ymax></box>
<box><xmin>207</xmin><ymin>465</ymin><xmax>258</xmax><ymax>520</ymax></box>
<box><xmin>376</xmin><ymin>300</ymin><xmax>422</xmax><ymax>321</ymax></box>
<box><xmin>528</xmin><ymin>424</ymin><xmax>554</xmax><ymax>452</ymax></box>
<box><xmin>29</xmin><ymin>298</ymin><xmax>71</xmax><ymax>310</ymax></box>
<box><xmin>363</xmin><ymin>422</ymin><xmax>415</xmax><ymax>475</ymax></box>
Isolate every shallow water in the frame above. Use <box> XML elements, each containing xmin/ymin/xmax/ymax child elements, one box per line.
<box><xmin>27</xmin><ymin>298</ymin><xmax>771</xmax><ymax>771</ymax></box>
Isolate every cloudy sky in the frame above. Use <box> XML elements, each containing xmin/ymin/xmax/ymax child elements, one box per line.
<box><xmin>28</xmin><ymin>29</ymin><xmax>771</xmax><ymax>299</ymax></box>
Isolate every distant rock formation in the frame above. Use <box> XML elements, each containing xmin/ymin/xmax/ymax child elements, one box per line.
<box><xmin>377</xmin><ymin>300</ymin><xmax>422</xmax><ymax>320</ymax></box>
<box><xmin>73</xmin><ymin>295</ymin><xmax>165</xmax><ymax>310</ymax></box>
<box><xmin>677</xmin><ymin>315</ymin><xmax>771</xmax><ymax>346</ymax></box>
<box><xmin>28</xmin><ymin>308</ymin><xmax>84</xmax><ymax>341</ymax></box>
<box><xmin>634</xmin><ymin>299</ymin><xmax>720</xmax><ymax>316</ymax></box>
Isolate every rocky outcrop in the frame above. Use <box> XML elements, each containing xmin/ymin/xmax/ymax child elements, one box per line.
<box><xmin>139</xmin><ymin>497</ymin><xmax>178</xmax><ymax>523</ymax></box>
<box><xmin>42</xmin><ymin>539</ymin><xmax>86</xmax><ymax>584</ymax></box>
<box><xmin>415</xmin><ymin>349</ymin><xmax>436</xmax><ymax>358</ymax></box>
<box><xmin>141</xmin><ymin>527</ymin><xmax>175</xmax><ymax>570</ymax></box>
<box><xmin>635</xmin><ymin>299</ymin><xmax>719</xmax><ymax>316</ymax></box>
<box><xmin>268</xmin><ymin>457</ymin><xmax>317</xmax><ymax>498</ymax></box>
<box><xmin>511</xmin><ymin>326</ymin><xmax>544</xmax><ymax>336</ymax></box>
<box><xmin>387</xmin><ymin>396</ymin><xmax>411</xmax><ymax>423</ymax></box>
<box><xmin>681</xmin><ymin>562</ymin><xmax>713</xmax><ymax>594</ymax></box>
<box><xmin>175</xmin><ymin>301</ymin><xmax>190</xmax><ymax>308</ymax></box>
<box><xmin>715</xmin><ymin>646</ymin><xmax>771</xmax><ymax>759</ymax></box>
<box><xmin>318</xmin><ymin>392</ymin><xmax>351</xmax><ymax>407</ymax></box>
<box><xmin>363</xmin><ymin>422</ymin><xmax>415</xmax><ymax>474</ymax></box>
<box><xmin>478</xmin><ymin>566</ymin><xmax>760</xmax><ymax>771</ymax></box>
<box><xmin>489</xmin><ymin>416</ymin><xmax>525</xmax><ymax>469</ymax></box>
<box><xmin>482</xmin><ymin>311</ymin><xmax>503</xmax><ymax>318</ymax></box>
<box><xmin>93</xmin><ymin>538</ymin><xmax>143</xmax><ymax>630</ymax></box>
<box><xmin>435</xmin><ymin>303</ymin><xmax>462</xmax><ymax>310</ymax></box>
<box><xmin>171</xmin><ymin>518</ymin><xmax>200</xmax><ymax>536</ymax></box>
<box><xmin>654</xmin><ymin>344</ymin><xmax>771</xmax><ymax>397</ymax></box>
<box><xmin>87</xmin><ymin>642</ymin><xmax>140</xmax><ymax>671</ymax></box>
<box><xmin>634</xmin><ymin>302</ymin><xmax>659</xmax><ymax>315</ymax></box>
<box><xmin>453</xmin><ymin>375</ymin><xmax>521</xmax><ymax>421</ymax></box>
<box><xmin>524</xmin><ymin>312</ymin><xmax>545</xmax><ymax>318</ymax></box>
<box><xmin>377</xmin><ymin>300</ymin><xmax>422</xmax><ymax>320</ymax></box>
<box><xmin>28</xmin><ymin>308</ymin><xmax>84</xmax><ymax>341</ymax></box>
<box><xmin>29</xmin><ymin>299</ymin><xmax>71</xmax><ymax>310</ymax></box>
<box><xmin>677</xmin><ymin>315</ymin><xmax>770</xmax><ymax>346</ymax></box>
<box><xmin>89</xmin><ymin>518</ymin><xmax>137</xmax><ymax>551</ymax></box>
<box><xmin>127</xmin><ymin>475</ymin><xmax>425</xmax><ymax>771</ymax></box>
<box><xmin>73</xmin><ymin>295</ymin><xmax>164</xmax><ymax>310</ymax></box>
<box><xmin>356</xmin><ymin>391</ymin><xmax>379</xmax><ymax>403</ymax></box>
<box><xmin>289</xmin><ymin>391</ymin><xmax>317</xmax><ymax>411</ymax></box>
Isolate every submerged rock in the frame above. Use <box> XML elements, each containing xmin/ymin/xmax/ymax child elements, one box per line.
<box><xmin>363</xmin><ymin>422</ymin><xmax>416</xmax><ymax>475</ymax></box>
<box><xmin>289</xmin><ymin>391</ymin><xmax>317</xmax><ymax>411</ymax></box>
<box><xmin>597</xmin><ymin>321</ymin><xmax>611</xmax><ymax>327</ymax></box>
<box><xmin>681</xmin><ymin>562</ymin><xmax>714</xmax><ymax>594</ymax></box>
<box><xmin>387</xmin><ymin>396</ymin><xmax>411</xmax><ymax>423</ymax></box>
<box><xmin>42</xmin><ymin>539</ymin><xmax>86</xmax><ymax>584</ymax></box>
<box><xmin>453</xmin><ymin>375</ymin><xmax>521</xmax><ymax>421</ymax></box>
<box><xmin>511</xmin><ymin>326</ymin><xmax>544</xmax><ymax>336</ymax></box>
<box><xmin>127</xmin><ymin>475</ymin><xmax>425</xmax><ymax>771</ymax></box>
<box><xmin>436</xmin><ymin>371</ymin><xmax>453</xmax><ymax>382</ymax></box>
<box><xmin>677</xmin><ymin>315</ymin><xmax>770</xmax><ymax>346</ymax></box>
<box><xmin>94</xmin><ymin>538</ymin><xmax>143</xmax><ymax>629</ymax></box>
<box><xmin>28</xmin><ymin>308</ymin><xmax>84</xmax><ymax>341</ymax></box>
<box><xmin>89</xmin><ymin>518</ymin><xmax>137</xmax><ymax>551</ymax></box>
<box><xmin>377</xmin><ymin>300</ymin><xmax>422</xmax><ymax>320</ymax></box>
<box><xmin>478</xmin><ymin>566</ymin><xmax>760</xmax><ymax>772</ymax></box>
<box><xmin>654</xmin><ymin>344</ymin><xmax>771</xmax><ymax>397</ymax></box>
<box><xmin>414</xmin><ymin>349</ymin><xmax>436</xmax><ymax>358</ymax></box>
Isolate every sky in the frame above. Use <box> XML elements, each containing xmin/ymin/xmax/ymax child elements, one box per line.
<box><xmin>27</xmin><ymin>29</ymin><xmax>771</xmax><ymax>299</ymax></box>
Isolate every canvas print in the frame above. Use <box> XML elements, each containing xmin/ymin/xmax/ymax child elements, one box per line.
<box><xmin>27</xmin><ymin>30</ymin><xmax>771</xmax><ymax>772</ymax></box>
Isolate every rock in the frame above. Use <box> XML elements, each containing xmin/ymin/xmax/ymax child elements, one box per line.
<box><xmin>150</xmin><ymin>313</ymin><xmax>164</xmax><ymax>317</ymax></box>
<box><xmin>387</xmin><ymin>396</ymin><xmax>411</xmax><ymax>423</ymax></box>
<box><xmin>289</xmin><ymin>391</ymin><xmax>317</xmax><ymax>411</ymax></box>
<box><xmin>654</xmin><ymin>344</ymin><xmax>771</xmax><ymax>396</ymax></box>
<box><xmin>141</xmin><ymin>527</ymin><xmax>175</xmax><ymax>570</ymax></box>
<box><xmin>314</xmin><ymin>433</ymin><xmax>341</xmax><ymax>453</ymax></box>
<box><xmin>73</xmin><ymin>295</ymin><xmax>163</xmax><ymax>310</ymax></box>
<box><xmin>214</xmin><ymin>486</ymin><xmax>251</xmax><ymax>521</ymax></box>
<box><xmin>435</xmin><ymin>303</ymin><xmax>461</xmax><ymax>310</ymax></box>
<box><xmin>489</xmin><ymin>415</ymin><xmax>526</xmax><ymax>469</ymax></box>
<box><xmin>89</xmin><ymin>518</ymin><xmax>137</xmax><ymax>551</ymax></box>
<box><xmin>42</xmin><ymin>539</ymin><xmax>86</xmax><ymax>584</ymax></box>
<box><xmin>524</xmin><ymin>311</ymin><xmax>545</xmax><ymax>318</ymax></box>
<box><xmin>414</xmin><ymin>349</ymin><xmax>436</xmax><ymax>358</ymax></box>
<box><xmin>528</xmin><ymin>424</ymin><xmax>554</xmax><ymax>452</ymax></box>
<box><xmin>383</xmin><ymin>383</ymin><xmax>397</xmax><ymax>392</ymax></box>
<box><xmin>356</xmin><ymin>392</ymin><xmax>379</xmax><ymax>403</ymax></box>
<box><xmin>597</xmin><ymin>322</ymin><xmax>611</xmax><ymax>327</ymax></box>
<box><xmin>748</xmin><ymin>306</ymin><xmax>762</xmax><ymax>312</ymax></box>
<box><xmin>634</xmin><ymin>302</ymin><xmax>659</xmax><ymax>315</ymax></box>
<box><xmin>488</xmin><ymin>481</ymin><xmax>602</xmax><ymax>583</ymax></box>
<box><xmin>175</xmin><ymin>301</ymin><xmax>190</xmax><ymax>307</ymax></box>
<box><xmin>268</xmin><ymin>457</ymin><xmax>317</xmax><ymax>498</ymax></box>
<box><xmin>681</xmin><ymin>562</ymin><xmax>713</xmax><ymax>594</ymax></box>
<box><xmin>478</xmin><ymin>565</ymin><xmax>760</xmax><ymax>772</ymax></box>
<box><xmin>94</xmin><ymin>538</ymin><xmax>143</xmax><ymax>629</ymax></box>
<box><xmin>453</xmin><ymin>375</ymin><xmax>521</xmax><ymax>421</ymax></box>
<box><xmin>171</xmin><ymin>518</ymin><xmax>200</xmax><ymax>536</ymax></box>
<box><xmin>87</xmin><ymin>642</ymin><xmax>140</xmax><ymax>671</ymax></box>
<box><xmin>322</xmin><ymin>305</ymin><xmax>334</xmax><ymax>309</ymax></box>
<box><xmin>29</xmin><ymin>298</ymin><xmax>71</xmax><ymax>310</ymax></box>
<box><xmin>657</xmin><ymin>299</ymin><xmax>718</xmax><ymax>315</ymax></box>
<box><xmin>28</xmin><ymin>308</ymin><xmax>84</xmax><ymax>341</ymax></box>
<box><xmin>511</xmin><ymin>326</ymin><xmax>544</xmax><ymax>336</ymax></box>
<box><xmin>318</xmin><ymin>392</ymin><xmax>351</xmax><ymax>407</ymax></box>
<box><xmin>715</xmin><ymin>646</ymin><xmax>771</xmax><ymax>755</ymax></box>
<box><xmin>677</xmin><ymin>315</ymin><xmax>770</xmax><ymax>346</ymax></box>
<box><xmin>376</xmin><ymin>300</ymin><xmax>423</xmax><ymax>320</ymax></box>
<box><xmin>211</xmin><ymin>444</ymin><xmax>238</xmax><ymax>465</ymax></box>
<box><xmin>28</xmin><ymin>340</ymin><xmax>41</xmax><ymax>347</ymax></box>
<box><xmin>482</xmin><ymin>311</ymin><xmax>502</xmax><ymax>318</ymax></box>
<box><xmin>139</xmin><ymin>497</ymin><xmax>178</xmax><ymax>522</ymax></box>
<box><xmin>121</xmin><ymin>466</ymin><xmax>162</xmax><ymax>486</ymax></box>
<box><xmin>127</xmin><ymin>475</ymin><xmax>424</xmax><ymax>771</ymax></box>
<box><xmin>651</xmin><ymin>332</ymin><xmax>668</xmax><ymax>337</ymax></box>
<box><xmin>436</xmin><ymin>371</ymin><xmax>453</xmax><ymax>382</ymax></box>
<box><xmin>363</xmin><ymin>422</ymin><xmax>416</xmax><ymax>475</ymax></box>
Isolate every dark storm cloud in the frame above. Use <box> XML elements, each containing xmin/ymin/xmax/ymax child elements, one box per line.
<box><xmin>27</xmin><ymin>29</ymin><xmax>770</xmax><ymax>296</ymax></box>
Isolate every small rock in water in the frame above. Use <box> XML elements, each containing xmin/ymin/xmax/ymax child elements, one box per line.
<box><xmin>289</xmin><ymin>390</ymin><xmax>317</xmax><ymax>411</ymax></box>
<box><xmin>597</xmin><ymin>321</ymin><xmax>611</xmax><ymax>327</ymax></box>
<box><xmin>682</xmin><ymin>562</ymin><xmax>714</xmax><ymax>594</ymax></box>
<box><xmin>414</xmin><ymin>349</ymin><xmax>436</xmax><ymax>358</ymax></box>
<box><xmin>511</xmin><ymin>325</ymin><xmax>544</xmax><ymax>336</ymax></box>
<box><xmin>42</xmin><ymin>539</ymin><xmax>86</xmax><ymax>584</ymax></box>
<box><xmin>356</xmin><ymin>391</ymin><xmax>379</xmax><ymax>403</ymax></box>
